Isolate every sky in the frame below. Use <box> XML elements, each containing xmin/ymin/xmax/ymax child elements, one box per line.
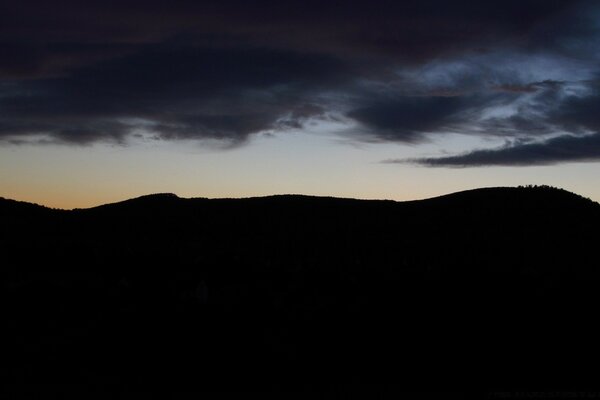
<box><xmin>1</xmin><ymin>0</ymin><xmax>600</xmax><ymax>208</ymax></box>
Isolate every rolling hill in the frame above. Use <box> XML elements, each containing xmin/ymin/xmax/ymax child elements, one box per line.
<box><xmin>3</xmin><ymin>186</ymin><xmax>600</xmax><ymax>395</ymax></box>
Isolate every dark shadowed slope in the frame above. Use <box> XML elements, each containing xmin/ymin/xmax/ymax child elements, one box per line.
<box><xmin>3</xmin><ymin>186</ymin><xmax>600</xmax><ymax>395</ymax></box>
<box><xmin>0</xmin><ymin>196</ymin><xmax>59</xmax><ymax>217</ymax></box>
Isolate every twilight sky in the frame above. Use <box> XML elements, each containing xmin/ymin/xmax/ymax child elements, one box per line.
<box><xmin>1</xmin><ymin>0</ymin><xmax>600</xmax><ymax>208</ymax></box>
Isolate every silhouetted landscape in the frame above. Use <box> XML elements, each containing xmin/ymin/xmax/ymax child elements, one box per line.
<box><xmin>3</xmin><ymin>186</ymin><xmax>600</xmax><ymax>396</ymax></box>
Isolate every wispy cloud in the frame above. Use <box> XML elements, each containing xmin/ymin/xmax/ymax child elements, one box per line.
<box><xmin>400</xmin><ymin>133</ymin><xmax>600</xmax><ymax>167</ymax></box>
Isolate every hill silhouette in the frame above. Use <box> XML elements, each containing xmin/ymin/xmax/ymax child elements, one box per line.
<box><xmin>3</xmin><ymin>186</ymin><xmax>600</xmax><ymax>395</ymax></box>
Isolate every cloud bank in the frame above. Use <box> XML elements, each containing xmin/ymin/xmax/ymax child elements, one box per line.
<box><xmin>1</xmin><ymin>0</ymin><xmax>600</xmax><ymax>165</ymax></box>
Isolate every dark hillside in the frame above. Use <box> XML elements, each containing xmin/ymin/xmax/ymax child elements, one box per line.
<box><xmin>3</xmin><ymin>186</ymin><xmax>600</xmax><ymax>395</ymax></box>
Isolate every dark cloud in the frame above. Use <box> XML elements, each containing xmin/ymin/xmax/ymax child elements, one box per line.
<box><xmin>403</xmin><ymin>133</ymin><xmax>600</xmax><ymax>167</ymax></box>
<box><xmin>395</xmin><ymin>82</ymin><xmax>600</xmax><ymax>166</ymax></box>
<box><xmin>347</xmin><ymin>78</ymin><xmax>585</xmax><ymax>143</ymax></box>
<box><xmin>347</xmin><ymin>95</ymin><xmax>470</xmax><ymax>143</ymax></box>
<box><xmin>0</xmin><ymin>0</ymin><xmax>599</xmax><ymax>159</ymax></box>
<box><xmin>0</xmin><ymin>1</ymin><xmax>576</xmax><ymax>56</ymax></box>
<box><xmin>0</xmin><ymin>45</ymin><xmax>347</xmax><ymax>143</ymax></box>
<box><xmin>491</xmin><ymin>80</ymin><xmax>564</xmax><ymax>94</ymax></box>
<box><xmin>551</xmin><ymin>92</ymin><xmax>600</xmax><ymax>133</ymax></box>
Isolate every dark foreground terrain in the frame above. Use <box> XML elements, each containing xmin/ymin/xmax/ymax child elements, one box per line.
<box><xmin>3</xmin><ymin>186</ymin><xmax>600</xmax><ymax>397</ymax></box>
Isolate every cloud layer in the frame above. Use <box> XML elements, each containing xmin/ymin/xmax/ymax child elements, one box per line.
<box><xmin>1</xmin><ymin>0</ymin><xmax>600</xmax><ymax>165</ymax></box>
<box><xmin>399</xmin><ymin>133</ymin><xmax>600</xmax><ymax>167</ymax></box>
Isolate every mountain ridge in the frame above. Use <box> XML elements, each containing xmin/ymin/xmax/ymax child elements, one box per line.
<box><xmin>2</xmin><ymin>185</ymin><xmax>598</xmax><ymax>212</ymax></box>
<box><xmin>3</xmin><ymin>184</ymin><xmax>600</xmax><ymax>392</ymax></box>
